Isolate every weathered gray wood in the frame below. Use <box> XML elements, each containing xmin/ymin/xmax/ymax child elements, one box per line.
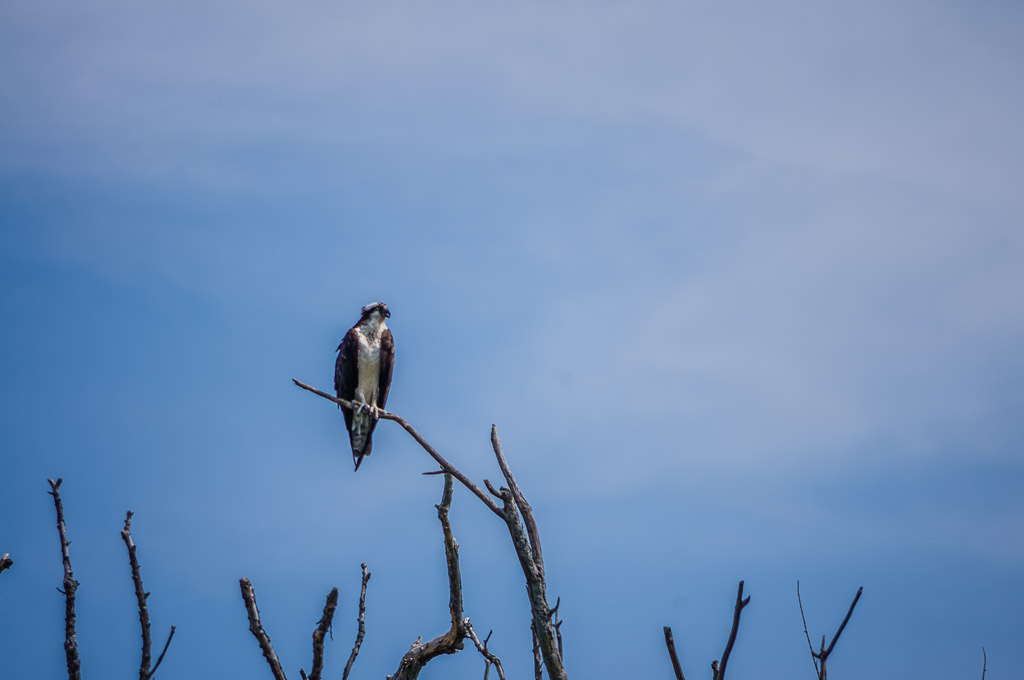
<box><xmin>48</xmin><ymin>478</ymin><xmax>81</xmax><ymax>680</ymax></box>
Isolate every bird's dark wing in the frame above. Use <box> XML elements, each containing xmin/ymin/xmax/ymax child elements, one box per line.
<box><xmin>335</xmin><ymin>328</ymin><xmax>359</xmax><ymax>434</ymax></box>
<box><xmin>378</xmin><ymin>328</ymin><xmax>395</xmax><ymax>410</ymax></box>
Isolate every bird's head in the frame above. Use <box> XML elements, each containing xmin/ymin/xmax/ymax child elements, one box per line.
<box><xmin>361</xmin><ymin>301</ymin><xmax>390</xmax><ymax>320</ymax></box>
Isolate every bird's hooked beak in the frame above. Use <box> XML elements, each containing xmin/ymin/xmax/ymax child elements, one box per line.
<box><xmin>383</xmin><ymin>307</ymin><xmax>391</xmax><ymax>318</ymax></box>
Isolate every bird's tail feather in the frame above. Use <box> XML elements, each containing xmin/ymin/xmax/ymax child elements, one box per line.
<box><xmin>350</xmin><ymin>411</ymin><xmax>374</xmax><ymax>464</ymax></box>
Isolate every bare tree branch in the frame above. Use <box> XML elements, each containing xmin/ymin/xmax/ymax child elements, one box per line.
<box><xmin>293</xmin><ymin>379</ymin><xmax>501</xmax><ymax>516</ymax></box>
<box><xmin>493</xmin><ymin>484</ymin><xmax>566</xmax><ymax>680</ymax></box>
<box><xmin>122</xmin><ymin>511</ymin><xmax>176</xmax><ymax>679</ymax></box>
<box><xmin>149</xmin><ymin>627</ymin><xmax>176</xmax><ymax>679</ymax></box>
<box><xmin>0</xmin><ymin>553</ymin><xmax>12</xmax><ymax>575</ymax></box>
<box><xmin>303</xmin><ymin>588</ymin><xmax>338</xmax><ymax>680</ymax></box>
<box><xmin>981</xmin><ymin>646</ymin><xmax>987</xmax><ymax>680</ymax></box>
<box><xmin>798</xmin><ymin>584</ymin><xmax>863</xmax><ymax>680</ymax></box>
<box><xmin>342</xmin><ymin>563</ymin><xmax>371</xmax><ymax>680</ymax></box>
<box><xmin>823</xmin><ymin>587</ymin><xmax>862</xmax><ymax>659</ymax></box>
<box><xmin>464</xmin><ymin>620</ymin><xmax>506</xmax><ymax>680</ymax></box>
<box><xmin>484</xmin><ymin>427</ymin><xmax>568</xmax><ymax>680</ymax></box>
<box><xmin>663</xmin><ymin>626</ymin><xmax>687</xmax><ymax>680</ymax></box>
<box><xmin>491</xmin><ymin>426</ymin><xmax>543</xmax><ymax>571</ymax></box>
<box><xmin>797</xmin><ymin>581</ymin><xmax>821</xmax><ymax>678</ymax></box>
<box><xmin>48</xmin><ymin>478</ymin><xmax>81</xmax><ymax>680</ymax></box>
<box><xmin>121</xmin><ymin>511</ymin><xmax>155</xmax><ymax>680</ymax></box>
<box><xmin>712</xmin><ymin>580</ymin><xmax>750</xmax><ymax>680</ymax></box>
<box><xmin>388</xmin><ymin>473</ymin><xmax>468</xmax><ymax>680</ymax></box>
<box><xmin>240</xmin><ymin>578</ymin><xmax>289</xmax><ymax>680</ymax></box>
<box><xmin>294</xmin><ymin>381</ymin><xmax>567</xmax><ymax>679</ymax></box>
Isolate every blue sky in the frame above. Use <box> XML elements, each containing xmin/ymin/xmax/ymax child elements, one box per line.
<box><xmin>2</xmin><ymin>1</ymin><xmax>1022</xmax><ymax>678</ymax></box>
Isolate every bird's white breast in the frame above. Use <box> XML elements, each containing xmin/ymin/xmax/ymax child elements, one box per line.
<box><xmin>354</xmin><ymin>318</ymin><xmax>387</xmax><ymax>405</ymax></box>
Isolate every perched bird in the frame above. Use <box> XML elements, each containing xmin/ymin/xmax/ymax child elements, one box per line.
<box><xmin>335</xmin><ymin>302</ymin><xmax>395</xmax><ymax>470</ymax></box>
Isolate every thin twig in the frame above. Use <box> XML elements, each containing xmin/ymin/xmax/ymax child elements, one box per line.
<box><xmin>797</xmin><ymin>581</ymin><xmax>821</xmax><ymax>678</ymax></box>
<box><xmin>823</xmin><ymin>587</ymin><xmax>862</xmax><ymax>658</ymax></box>
<box><xmin>342</xmin><ymin>564</ymin><xmax>371</xmax><ymax>680</ymax></box>
<box><xmin>122</xmin><ymin>511</ymin><xmax>154</xmax><ymax>680</ymax></box>
<box><xmin>150</xmin><ymin>627</ymin><xmax>176</xmax><ymax>679</ymax></box>
<box><xmin>548</xmin><ymin>596</ymin><xmax>564</xmax><ymax>661</ymax></box>
<box><xmin>303</xmin><ymin>588</ymin><xmax>338</xmax><ymax>680</ymax></box>
<box><xmin>663</xmin><ymin>626</ymin><xmax>687</xmax><ymax>680</ymax></box>
<box><xmin>48</xmin><ymin>478</ymin><xmax>82</xmax><ymax>680</ymax></box>
<box><xmin>714</xmin><ymin>580</ymin><xmax>750</xmax><ymax>680</ymax></box>
<box><xmin>0</xmin><ymin>552</ymin><xmax>12</xmax><ymax>574</ymax></box>
<box><xmin>240</xmin><ymin>578</ymin><xmax>288</xmax><ymax>680</ymax></box>
<box><xmin>293</xmin><ymin>379</ymin><xmax>501</xmax><ymax>516</ymax></box>
<box><xmin>464</xmin><ymin>620</ymin><xmax>506</xmax><ymax>680</ymax></box>
<box><xmin>981</xmin><ymin>646</ymin><xmax>987</xmax><ymax>680</ymax></box>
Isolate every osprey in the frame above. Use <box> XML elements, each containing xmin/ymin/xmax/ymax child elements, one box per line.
<box><xmin>335</xmin><ymin>302</ymin><xmax>395</xmax><ymax>471</ymax></box>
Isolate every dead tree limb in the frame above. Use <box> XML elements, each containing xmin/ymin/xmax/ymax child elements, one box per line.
<box><xmin>797</xmin><ymin>581</ymin><xmax>819</xmax><ymax>677</ymax></box>
<box><xmin>342</xmin><ymin>563</ymin><xmax>371</xmax><ymax>680</ymax></box>
<box><xmin>493</xmin><ymin>483</ymin><xmax>565</xmax><ymax>679</ymax></box>
<box><xmin>294</xmin><ymin>380</ymin><xmax>560</xmax><ymax>678</ymax></box>
<box><xmin>491</xmin><ymin>427</ymin><xmax>543</xmax><ymax>571</ymax></box>
<box><xmin>796</xmin><ymin>582</ymin><xmax>863</xmax><ymax>680</ymax></box>
<box><xmin>388</xmin><ymin>473</ymin><xmax>467</xmax><ymax>680</ymax></box>
<box><xmin>464</xmin><ymin>621</ymin><xmax>506</xmax><ymax>680</ymax></box>
<box><xmin>663</xmin><ymin>626</ymin><xmax>687</xmax><ymax>680</ymax></box>
<box><xmin>121</xmin><ymin>510</ymin><xmax>175</xmax><ymax>680</ymax></box>
<box><xmin>149</xmin><ymin>627</ymin><xmax>176</xmax><ymax>679</ymax></box>
<box><xmin>302</xmin><ymin>588</ymin><xmax>339</xmax><ymax>680</ymax></box>
<box><xmin>981</xmin><ymin>646</ymin><xmax>987</xmax><ymax>680</ymax></box>
<box><xmin>488</xmin><ymin>426</ymin><xmax>567</xmax><ymax>680</ymax></box>
<box><xmin>713</xmin><ymin>580</ymin><xmax>750</xmax><ymax>680</ymax></box>
<box><xmin>0</xmin><ymin>553</ymin><xmax>11</xmax><ymax>575</ymax></box>
<box><xmin>48</xmin><ymin>478</ymin><xmax>81</xmax><ymax>680</ymax></box>
<box><xmin>122</xmin><ymin>512</ymin><xmax>152</xmax><ymax>678</ymax></box>
<box><xmin>240</xmin><ymin>578</ymin><xmax>289</xmax><ymax>680</ymax></box>
<box><xmin>292</xmin><ymin>379</ymin><xmax>501</xmax><ymax>516</ymax></box>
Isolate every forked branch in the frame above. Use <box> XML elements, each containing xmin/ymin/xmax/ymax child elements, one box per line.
<box><xmin>666</xmin><ymin>582</ymin><xmax>748</xmax><ymax>680</ymax></box>
<box><xmin>713</xmin><ymin>580</ymin><xmax>750</xmax><ymax>680</ymax></box>
<box><xmin>491</xmin><ymin>426</ymin><xmax>543</xmax><ymax>571</ymax></box>
<box><xmin>294</xmin><ymin>380</ymin><xmax>559</xmax><ymax>679</ymax></box>
<box><xmin>121</xmin><ymin>510</ymin><xmax>175</xmax><ymax>680</ymax></box>
<box><xmin>464</xmin><ymin>620</ymin><xmax>506</xmax><ymax>680</ymax></box>
<box><xmin>796</xmin><ymin>582</ymin><xmax>863</xmax><ymax>680</ymax></box>
<box><xmin>491</xmin><ymin>483</ymin><xmax>565</xmax><ymax>680</ymax></box>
